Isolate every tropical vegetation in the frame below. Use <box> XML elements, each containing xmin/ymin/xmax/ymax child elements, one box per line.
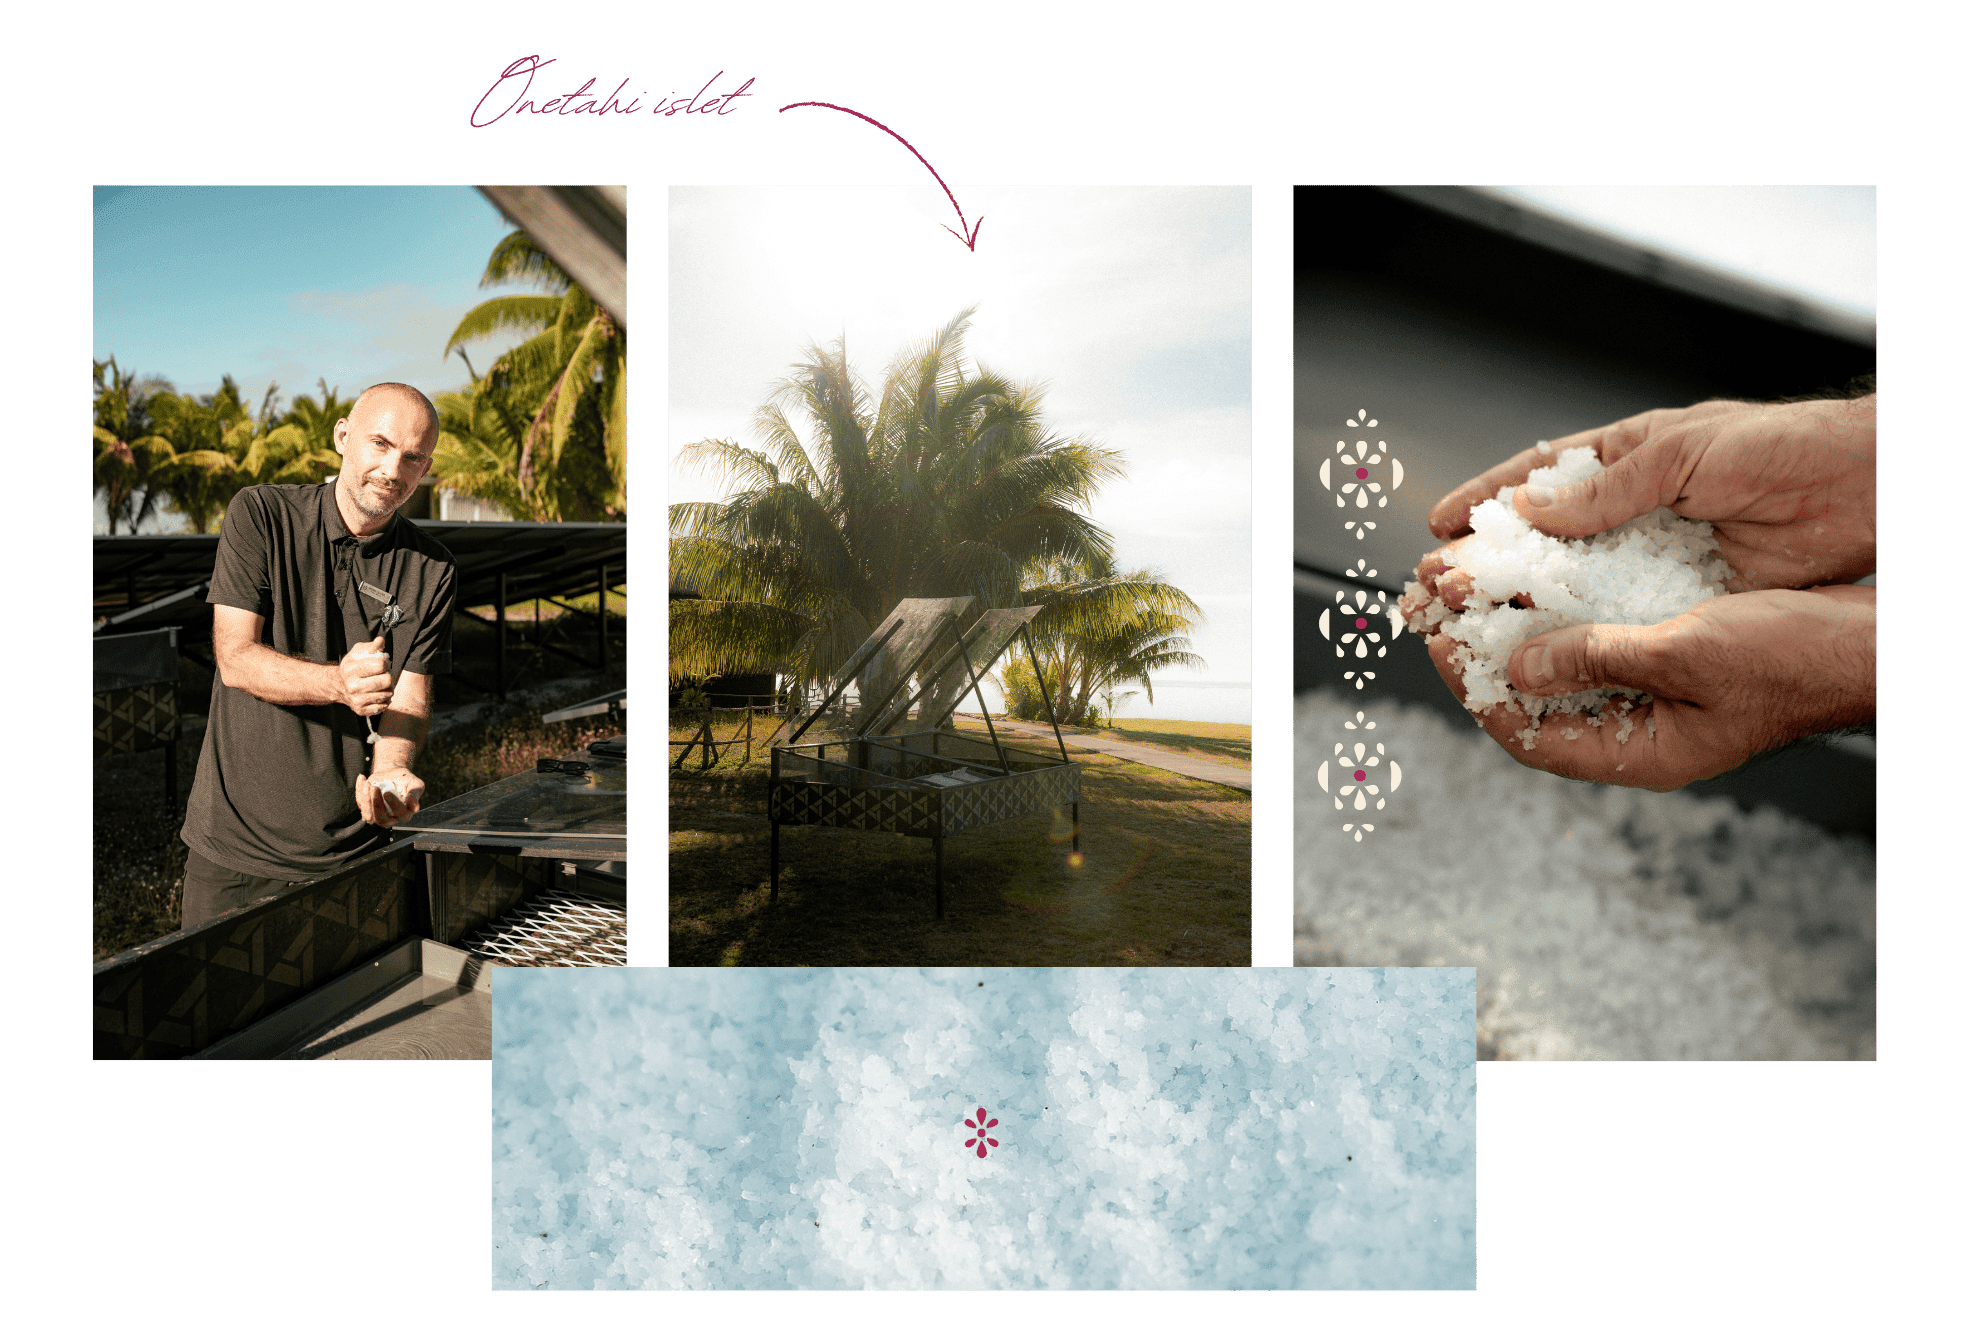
<box><xmin>669</xmin><ymin>309</ymin><xmax>1202</xmax><ymax>724</ymax></box>
<box><xmin>434</xmin><ymin>230</ymin><xmax>626</xmax><ymax>521</ymax></box>
<box><xmin>94</xmin><ymin>361</ymin><xmax>358</xmax><ymax>535</ymax></box>
<box><xmin>997</xmin><ymin>556</ymin><xmax>1204</xmax><ymax>728</ymax></box>
<box><xmin>93</xmin><ymin>358</ymin><xmax>199</xmax><ymax>535</ymax></box>
<box><xmin>94</xmin><ymin>226</ymin><xmax>627</xmax><ymax>534</ymax></box>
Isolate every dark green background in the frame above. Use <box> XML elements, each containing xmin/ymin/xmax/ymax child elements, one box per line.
<box><xmin>30</xmin><ymin>2</ymin><xmax>1953</xmax><ymax>1338</ymax></box>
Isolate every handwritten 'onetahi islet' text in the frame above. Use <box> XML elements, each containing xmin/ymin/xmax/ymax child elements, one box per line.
<box><xmin>471</xmin><ymin>56</ymin><xmax>753</xmax><ymax>127</ymax></box>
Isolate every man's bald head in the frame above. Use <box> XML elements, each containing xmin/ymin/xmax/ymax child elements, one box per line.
<box><xmin>332</xmin><ymin>383</ymin><xmax>441</xmax><ymax>535</ymax></box>
<box><xmin>349</xmin><ymin>382</ymin><xmax>440</xmax><ymax>449</ymax></box>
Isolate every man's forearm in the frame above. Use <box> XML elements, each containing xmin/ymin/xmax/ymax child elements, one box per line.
<box><xmin>369</xmin><ymin>707</ymin><xmax>429</xmax><ymax>773</ymax></box>
<box><xmin>368</xmin><ymin>672</ymin><xmax>434</xmax><ymax>775</ymax></box>
<box><xmin>217</xmin><ymin>640</ymin><xmax>341</xmax><ymax>706</ymax></box>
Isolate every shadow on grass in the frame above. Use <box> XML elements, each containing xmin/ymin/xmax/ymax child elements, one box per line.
<box><xmin>669</xmin><ymin>749</ymin><xmax>1251</xmax><ymax>967</ymax></box>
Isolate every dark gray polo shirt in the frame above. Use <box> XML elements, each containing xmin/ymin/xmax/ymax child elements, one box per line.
<box><xmin>182</xmin><ymin>483</ymin><xmax>457</xmax><ymax>881</ymax></box>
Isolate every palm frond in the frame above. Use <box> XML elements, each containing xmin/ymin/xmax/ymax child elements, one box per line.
<box><xmin>481</xmin><ymin>229</ymin><xmax>572</xmax><ymax>292</ymax></box>
<box><xmin>444</xmin><ymin>295</ymin><xmax>564</xmax><ymax>355</ymax></box>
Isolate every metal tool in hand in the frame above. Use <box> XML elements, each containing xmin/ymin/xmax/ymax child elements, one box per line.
<box><xmin>357</xmin><ymin>581</ymin><xmax>408</xmax><ymax>746</ymax></box>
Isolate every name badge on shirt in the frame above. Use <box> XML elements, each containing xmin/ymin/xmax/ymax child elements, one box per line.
<box><xmin>358</xmin><ymin>580</ymin><xmax>394</xmax><ymax>604</ymax></box>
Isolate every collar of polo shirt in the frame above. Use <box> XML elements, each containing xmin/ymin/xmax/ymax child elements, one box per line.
<box><xmin>320</xmin><ymin>482</ymin><xmax>401</xmax><ymax>556</ymax></box>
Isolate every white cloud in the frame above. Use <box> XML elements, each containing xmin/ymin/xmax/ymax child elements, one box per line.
<box><xmin>284</xmin><ymin>281</ymin><xmax>535</xmax><ymax>394</ymax></box>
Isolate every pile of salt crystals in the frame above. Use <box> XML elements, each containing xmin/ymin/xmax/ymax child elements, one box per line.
<box><xmin>1293</xmin><ymin>687</ymin><xmax>1876</xmax><ymax>1061</ymax></box>
<box><xmin>1402</xmin><ymin>444</ymin><xmax>1736</xmax><ymax>750</ymax></box>
<box><xmin>490</xmin><ymin>967</ymin><xmax>1477</xmax><ymax>1290</ymax></box>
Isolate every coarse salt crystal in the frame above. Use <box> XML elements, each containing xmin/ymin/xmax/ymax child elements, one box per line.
<box><xmin>1403</xmin><ymin>444</ymin><xmax>1735</xmax><ymax>746</ymax></box>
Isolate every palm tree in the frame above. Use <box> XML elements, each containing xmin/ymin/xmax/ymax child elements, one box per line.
<box><xmin>146</xmin><ymin>376</ymin><xmax>259</xmax><ymax>533</ymax></box>
<box><xmin>437</xmin><ymin>231</ymin><xmax>625</xmax><ymax>521</ymax></box>
<box><xmin>93</xmin><ymin>358</ymin><xmax>179</xmax><ymax>534</ymax></box>
<box><xmin>670</xmin><ymin>308</ymin><xmax>1197</xmax><ymax>705</ymax></box>
<box><xmin>430</xmin><ymin>382</ymin><xmax>531</xmax><ymax>519</ymax></box>
<box><xmin>228</xmin><ymin>379</ymin><xmax>348</xmax><ymax>499</ymax></box>
<box><xmin>273</xmin><ymin>379</ymin><xmax>353</xmax><ymax>461</ymax></box>
<box><xmin>129</xmin><ymin>377</ymin><xmax>343</xmax><ymax>533</ymax></box>
<box><xmin>1001</xmin><ymin>556</ymin><xmax>1206</xmax><ymax>727</ymax></box>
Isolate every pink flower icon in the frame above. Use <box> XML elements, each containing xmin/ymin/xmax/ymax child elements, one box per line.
<box><xmin>962</xmin><ymin>1106</ymin><xmax>1001</xmax><ymax>1158</ymax></box>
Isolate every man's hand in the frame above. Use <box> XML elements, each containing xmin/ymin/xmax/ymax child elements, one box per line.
<box><xmin>214</xmin><ymin>607</ymin><xmax>399</xmax><ymax>710</ymax></box>
<box><xmin>355</xmin><ymin>767</ymin><xmax>425</xmax><ymax>826</ymax></box>
<box><xmin>1425</xmin><ymin>396</ymin><xmax>1876</xmax><ymax>592</ymax></box>
<box><xmin>336</xmin><ymin>636</ymin><xmax>394</xmax><ymax>716</ymax></box>
<box><xmin>1424</xmin><ymin>585</ymin><xmax>1875</xmax><ymax>790</ymax></box>
<box><xmin>1403</xmin><ymin>534</ymin><xmax>1533</xmax><ymax>620</ymax></box>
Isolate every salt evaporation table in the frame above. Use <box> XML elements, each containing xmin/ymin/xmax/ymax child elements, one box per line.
<box><xmin>765</xmin><ymin>597</ymin><xmax>1081</xmax><ymax>918</ymax></box>
<box><xmin>94</xmin><ymin>740</ymin><xmax>629</xmax><ymax>1060</ymax></box>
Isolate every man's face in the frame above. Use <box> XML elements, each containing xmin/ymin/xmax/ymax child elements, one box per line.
<box><xmin>334</xmin><ymin>393</ymin><xmax>436</xmax><ymax>523</ymax></box>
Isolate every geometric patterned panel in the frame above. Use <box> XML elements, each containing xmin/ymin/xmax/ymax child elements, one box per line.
<box><xmin>768</xmin><ymin>761</ymin><xmax>1080</xmax><ymax>840</ymax></box>
<box><xmin>427</xmin><ymin>850</ymin><xmax>554</xmax><ymax>947</ymax></box>
<box><xmin>92</xmin><ymin>840</ymin><xmax>420</xmax><ymax>1060</ymax></box>
<box><xmin>769</xmin><ymin>780</ymin><xmax>944</xmax><ymax>838</ymax></box>
<box><xmin>939</xmin><ymin>762</ymin><xmax>1081</xmax><ymax>837</ymax></box>
<box><xmin>94</xmin><ymin>682</ymin><xmax>179</xmax><ymax>759</ymax></box>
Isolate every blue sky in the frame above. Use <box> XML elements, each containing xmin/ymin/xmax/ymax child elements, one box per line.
<box><xmin>669</xmin><ymin>186</ymin><xmax>1253</xmax><ymax>721</ymax></box>
<box><xmin>94</xmin><ymin>186</ymin><xmax>545</xmax><ymax>528</ymax></box>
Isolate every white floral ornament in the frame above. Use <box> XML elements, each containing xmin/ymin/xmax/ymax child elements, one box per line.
<box><xmin>1343</xmin><ymin>710</ymin><xmax>1376</xmax><ymax>732</ymax></box>
<box><xmin>1318</xmin><ymin>589</ymin><xmax>1404</xmax><ymax>689</ymax></box>
<box><xmin>1321</xmin><ymin>411</ymin><xmax>1404</xmax><ymax>542</ymax></box>
<box><xmin>1342</xmin><ymin>822</ymin><xmax>1375</xmax><ymax>842</ymax></box>
<box><xmin>1316</xmin><ymin>739</ymin><xmax>1404</xmax><ymax>826</ymax></box>
<box><xmin>1344</xmin><ymin>559</ymin><xmax>1377</xmax><ymax>580</ymax></box>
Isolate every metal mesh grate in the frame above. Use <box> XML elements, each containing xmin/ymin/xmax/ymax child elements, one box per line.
<box><xmin>453</xmin><ymin>890</ymin><xmax>627</xmax><ymax>967</ymax></box>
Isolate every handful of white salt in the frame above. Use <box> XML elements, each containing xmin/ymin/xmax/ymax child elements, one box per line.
<box><xmin>1403</xmin><ymin>445</ymin><xmax>1737</xmax><ymax>749</ymax></box>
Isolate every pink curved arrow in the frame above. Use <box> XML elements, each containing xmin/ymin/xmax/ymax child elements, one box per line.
<box><xmin>779</xmin><ymin>101</ymin><xmax>982</xmax><ymax>251</ymax></box>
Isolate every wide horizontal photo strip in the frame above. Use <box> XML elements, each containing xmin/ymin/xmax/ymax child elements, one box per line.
<box><xmin>490</xmin><ymin>967</ymin><xmax>1475</xmax><ymax>1289</ymax></box>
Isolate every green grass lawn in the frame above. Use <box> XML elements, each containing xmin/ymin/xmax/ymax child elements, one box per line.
<box><xmin>669</xmin><ymin>715</ymin><xmax>1250</xmax><ymax>966</ymax></box>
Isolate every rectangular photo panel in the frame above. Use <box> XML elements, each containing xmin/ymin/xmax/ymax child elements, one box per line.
<box><xmin>668</xmin><ymin>186</ymin><xmax>1253</xmax><ymax>966</ymax></box>
<box><xmin>1293</xmin><ymin>186</ymin><xmax>1876</xmax><ymax>1060</ymax></box>
<box><xmin>491</xmin><ymin>966</ymin><xmax>1475</xmax><ymax>1289</ymax></box>
<box><xmin>92</xmin><ymin>185</ymin><xmax>629</xmax><ymax>1058</ymax></box>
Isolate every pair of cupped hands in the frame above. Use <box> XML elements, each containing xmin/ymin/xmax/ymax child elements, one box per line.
<box><xmin>1398</xmin><ymin>395</ymin><xmax>1876</xmax><ymax>790</ymax></box>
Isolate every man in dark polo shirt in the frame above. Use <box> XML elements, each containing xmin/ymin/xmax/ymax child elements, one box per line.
<box><xmin>179</xmin><ymin>382</ymin><xmax>457</xmax><ymax>927</ymax></box>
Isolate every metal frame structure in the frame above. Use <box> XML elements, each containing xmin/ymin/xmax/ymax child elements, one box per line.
<box><xmin>92</xmin><ymin>522</ymin><xmax>626</xmax><ymax>694</ymax></box>
<box><xmin>766</xmin><ymin>598</ymin><xmax>1080</xmax><ymax>918</ymax></box>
